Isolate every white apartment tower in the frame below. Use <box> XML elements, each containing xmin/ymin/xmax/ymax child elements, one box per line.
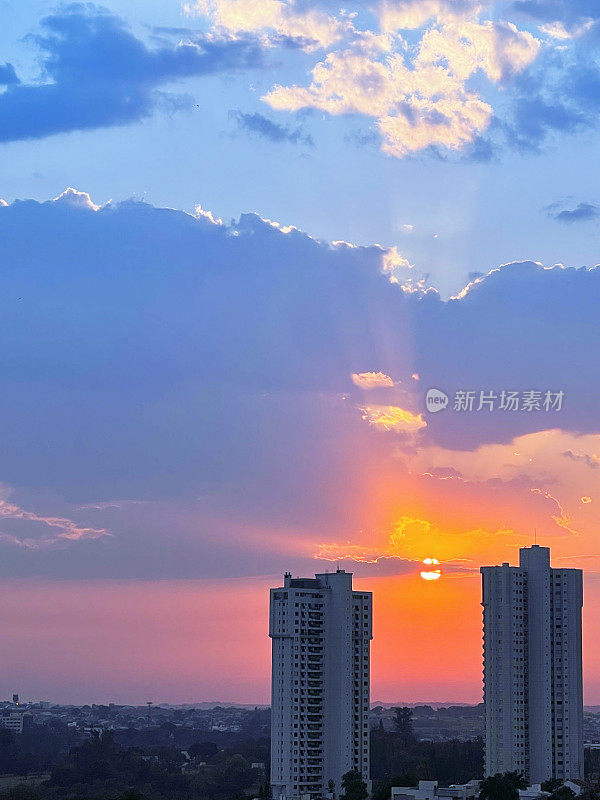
<box><xmin>270</xmin><ymin>569</ymin><xmax>372</xmax><ymax>800</ymax></box>
<box><xmin>481</xmin><ymin>545</ymin><xmax>583</xmax><ymax>783</ymax></box>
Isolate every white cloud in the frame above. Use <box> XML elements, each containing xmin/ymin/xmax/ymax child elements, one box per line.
<box><xmin>186</xmin><ymin>0</ymin><xmax>352</xmax><ymax>50</ymax></box>
<box><xmin>264</xmin><ymin>44</ymin><xmax>494</xmax><ymax>156</ymax></box>
<box><xmin>351</xmin><ymin>371</ymin><xmax>396</xmax><ymax>389</ymax></box>
<box><xmin>380</xmin><ymin>0</ymin><xmax>483</xmax><ymax>32</ymax></box>
<box><xmin>416</xmin><ymin>20</ymin><xmax>540</xmax><ymax>83</ymax></box>
<box><xmin>0</xmin><ymin>497</ymin><xmax>110</xmax><ymax>550</ymax></box>
<box><xmin>262</xmin><ymin>10</ymin><xmax>538</xmax><ymax>157</ymax></box>
<box><xmin>540</xmin><ymin>20</ymin><xmax>595</xmax><ymax>40</ymax></box>
<box><xmin>53</xmin><ymin>188</ymin><xmax>100</xmax><ymax>211</ymax></box>
<box><xmin>195</xmin><ymin>204</ymin><xmax>223</xmax><ymax>225</ymax></box>
<box><xmin>187</xmin><ymin>0</ymin><xmax>541</xmax><ymax>158</ymax></box>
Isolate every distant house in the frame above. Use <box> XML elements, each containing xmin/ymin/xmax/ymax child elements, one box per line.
<box><xmin>391</xmin><ymin>780</ymin><xmax>481</xmax><ymax>800</ymax></box>
<box><xmin>0</xmin><ymin>712</ymin><xmax>28</xmax><ymax>734</ymax></box>
<box><xmin>391</xmin><ymin>780</ymin><xmax>581</xmax><ymax>800</ymax></box>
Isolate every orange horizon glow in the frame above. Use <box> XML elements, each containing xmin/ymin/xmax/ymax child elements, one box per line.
<box><xmin>0</xmin><ymin>563</ymin><xmax>599</xmax><ymax>705</ymax></box>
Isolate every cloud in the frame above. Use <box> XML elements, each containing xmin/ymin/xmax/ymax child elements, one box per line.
<box><xmin>548</xmin><ymin>201</ymin><xmax>600</xmax><ymax>223</ymax></box>
<box><xmin>53</xmin><ymin>187</ymin><xmax>101</xmax><ymax>211</ymax></box>
<box><xmin>0</xmin><ymin>4</ymin><xmax>265</xmax><ymax>143</ymax></box>
<box><xmin>379</xmin><ymin>0</ymin><xmax>483</xmax><ymax>32</ymax></box>
<box><xmin>186</xmin><ymin>0</ymin><xmax>352</xmax><ymax>51</ymax></box>
<box><xmin>512</xmin><ymin>0</ymin><xmax>600</xmax><ymax>37</ymax></box>
<box><xmin>562</xmin><ymin>450</ymin><xmax>600</xmax><ymax>469</ymax></box>
<box><xmin>0</xmin><ymin>192</ymin><xmax>598</xmax><ymax>582</ymax></box>
<box><xmin>0</xmin><ymin>63</ymin><xmax>19</xmax><ymax>85</ymax></box>
<box><xmin>229</xmin><ymin>109</ymin><xmax>314</xmax><ymax>145</ymax></box>
<box><xmin>361</xmin><ymin>405</ymin><xmax>426</xmax><ymax>432</ymax></box>
<box><xmin>180</xmin><ymin>0</ymin><xmax>600</xmax><ymax>160</ymax></box>
<box><xmin>182</xmin><ymin>0</ymin><xmax>545</xmax><ymax>158</ymax></box>
<box><xmin>0</xmin><ymin>496</ymin><xmax>110</xmax><ymax>550</ymax></box>
<box><xmin>263</xmin><ymin>16</ymin><xmax>539</xmax><ymax>158</ymax></box>
<box><xmin>351</xmin><ymin>371</ymin><xmax>395</xmax><ymax>389</ymax></box>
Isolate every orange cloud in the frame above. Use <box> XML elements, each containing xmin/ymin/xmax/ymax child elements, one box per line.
<box><xmin>361</xmin><ymin>405</ymin><xmax>426</xmax><ymax>432</ymax></box>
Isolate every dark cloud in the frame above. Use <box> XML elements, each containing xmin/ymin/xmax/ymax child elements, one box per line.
<box><xmin>549</xmin><ymin>202</ymin><xmax>600</xmax><ymax>223</ymax></box>
<box><xmin>230</xmin><ymin>109</ymin><xmax>314</xmax><ymax>146</ymax></box>
<box><xmin>415</xmin><ymin>261</ymin><xmax>600</xmax><ymax>449</ymax></box>
<box><xmin>0</xmin><ymin>192</ymin><xmax>598</xmax><ymax>577</ymax></box>
<box><xmin>484</xmin><ymin>29</ymin><xmax>600</xmax><ymax>153</ymax></box>
<box><xmin>0</xmin><ymin>4</ymin><xmax>265</xmax><ymax>143</ymax></box>
<box><xmin>0</xmin><ymin>63</ymin><xmax>19</xmax><ymax>85</ymax></box>
<box><xmin>513</xmin><ymin>0</ymin><xmax>600</xmax><ymax>28</ymax></box>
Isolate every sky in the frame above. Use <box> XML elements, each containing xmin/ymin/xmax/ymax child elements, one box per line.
<box><xmin>0</xmin><ymin>0</ymin><xmax>599</xmax><ymax>705</ymax></box>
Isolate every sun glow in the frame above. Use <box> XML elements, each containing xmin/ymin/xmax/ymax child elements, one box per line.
<box><xmin>420</xmin><ymin>557</ymin><xmax>441</xmax><ymax>581</ymax></box>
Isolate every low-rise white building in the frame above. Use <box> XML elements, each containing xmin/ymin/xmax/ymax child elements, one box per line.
<box><xmin>0</xmin><ymin>712</ymin><xmax>26</xmax><ymax>734</ymax></box>
<box><xmin>391</xmin><ymin>780</ymin><xmax>581</xmax><ymax>800</ymax></box>
<box><xmin>391</xmin><ymin>780</ymin><xmax>481</xmax><ymax>800</ymax></box>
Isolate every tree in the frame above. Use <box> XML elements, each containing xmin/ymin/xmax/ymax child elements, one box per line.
<box><xmin>393</xmin><ymin>708</ymin><xmax>413</xmax><ymax>737</ymax></box>
<box><xmin>259</xmin><ymin>783</ymin><xmax>273</xmax><ymax>800</ymax></box>
<box><xmin>479</xmin><ymin>772</ymin><xmax>527</xmax><ymax>800</ymax></box>
<box><xmin>340</xmin><ymin>770</ymin><xmax>368</xmax><ymax>800</ymax></box>
<box><xmin>542</xmin><ymin>781</ymin><xmax>563</xmax><ymax>794</ymax></box>
<box><xmin>579</xmin><ymin>779</ymin><xmax>600</xmax><ymax>800</ymax></box>
<box><xmin>549</xmin><ymin>787</ymin><xmax>576</xmax><ymax>800</ymax></box>
<box><xmin>189</xmin><ymin>741</ymin><xmax>219</xmax><ymax>761</ymax></box>
<box><xmin>328</xmin><ymin>779</ymin><xmax>336</xmax><ymax>797</ymax></box>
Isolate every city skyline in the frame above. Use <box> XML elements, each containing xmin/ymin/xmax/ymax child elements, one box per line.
<box><xmin>1</xmin><ymin>0</ymin><xmax>600</xmax><ymax>706</ymax></box>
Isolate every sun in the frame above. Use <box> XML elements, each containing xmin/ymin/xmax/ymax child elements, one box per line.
<box><xmin>420</xmin><ymin>557</ymin><xmax>442</xmax><ymax>581</ymax></box>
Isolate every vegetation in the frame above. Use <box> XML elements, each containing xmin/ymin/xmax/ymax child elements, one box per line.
<box><xmin>340</xmin><ymin>770</ymin><xmax>368</xmax><ymax>800</ymax></box>
<box><xmin>0</xmin><ymin>727</ymin><xmax>268</xmax><ymax>800</ymax></box>
<box><xmin>478</xmin><ymin>772</ymin><xmax>527</xmax><ymax>800</ymax></box>
<box><xmin>370</xmin><ymin>707</ymin><xmax>484</xmax><ymax>795</ymax></box>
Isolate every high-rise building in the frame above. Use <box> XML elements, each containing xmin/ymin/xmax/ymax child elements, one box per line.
<box><xmin>481</xmin><ymin>545</ymin><xmax>583</xmax><ymax>783</ymax></box>
<box><xmin>270</xmin><ymin>569</ymin><xmax>372</xmax><ymax>800</ymax></box>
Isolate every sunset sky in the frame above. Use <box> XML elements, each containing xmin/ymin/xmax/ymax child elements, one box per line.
<box><xmin>0</xmin><ymin>0</ymin><xmax>599</xmax><ymax>705</ymax></box>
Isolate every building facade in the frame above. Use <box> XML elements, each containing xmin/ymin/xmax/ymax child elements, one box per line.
<box><xmin>481</xmin><ymin>545</ymin><xmax>583</xmax><ymax>782</ymax></box>
<box><xmin>0</xmin><ymin>711</ymin><xmax>26</xmax><ymax>734</ymax></box>
<box><xmin>270</xmin><ymin>569</ymin><xmax>372</xmax><ymax>800</ymax></box>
